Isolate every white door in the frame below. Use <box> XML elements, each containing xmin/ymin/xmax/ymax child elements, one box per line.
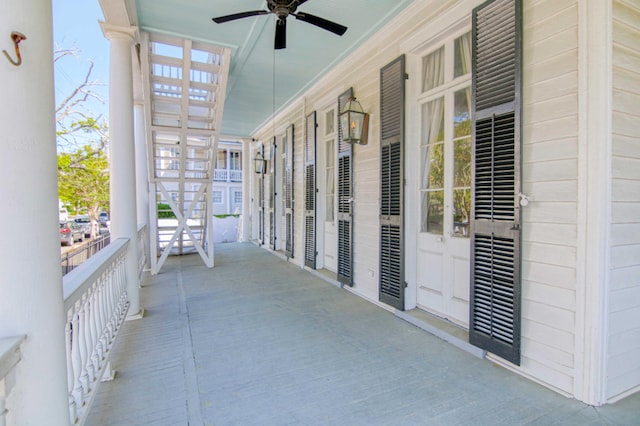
<box><xmin>322</xmin><ymin>107</ymin><xmax>338</xmax><ymax>272</ymax></box>
<box><xmin>415</xmin><ymin>32</ymin><xmax>472</xmax><ymax>327</ymax></box>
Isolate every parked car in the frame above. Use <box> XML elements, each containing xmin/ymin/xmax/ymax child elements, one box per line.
<box><xmin>60</xmin><ymin>221</ymin><xmax>84</xmax><ymax>246</ymax></box>
<box><xmin>74</xmin><ymin>216</ymin><xmax>92</xmax><ymax>238</ymax></box>
<box><xmin>99</xmin><ymin>212</ymin><xmax>109</xmax><ymax>226</ymax></box>
<box><xmin>59</xmin><ymin>208</ymin><xmax>69</xmax><ymax>222</ymax></box>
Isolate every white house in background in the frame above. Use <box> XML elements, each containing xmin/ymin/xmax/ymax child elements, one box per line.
<box><xmin>212</xmin><ymin>140</ymin><xmax>243</xmax><ymax>215</ymax></box>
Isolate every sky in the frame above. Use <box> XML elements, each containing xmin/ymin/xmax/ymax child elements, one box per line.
<box><xmin>53</xmin><ymin>0</ymin><xmax>109</xmax><ymax>144</ymax></box>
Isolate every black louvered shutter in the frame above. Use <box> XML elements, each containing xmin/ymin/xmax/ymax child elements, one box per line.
<box><xmin>304</xmin><ymin>112</ymin><xmax>317</xmax><ymax>268</ymax></box>
<box><xmin>379</xmin><ymin>55</ymin><xmax>405</xmax><ymax>310</ymax></box>
<box><xmin>337</xmin><ymin>87</ymin><xmax>354</xmax><ymax>286</ymax></box>
<box><xmin>258</xmin><ymin>143</ymin><xmax>265</xmax><ymax>245</ymax></box>
<box><xmin>269</xmin><ymin>138</ymin><xmax>277</xmax><ymax>250</ymax></box>
<box><xmin>284</xmin><ymin>124</ymin><xmax>295</xmax><ymax>258</ymax></box>
<box><xmin>469</xmin><ymin>0</ymin><xmax>522</xmax><ymax>365</ymax></box>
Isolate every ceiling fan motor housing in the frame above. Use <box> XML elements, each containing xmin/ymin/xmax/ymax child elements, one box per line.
<box><xmin>268</xmin><ymin>0</ymin><xmax>299</xmax><ymax>19</ymax></box>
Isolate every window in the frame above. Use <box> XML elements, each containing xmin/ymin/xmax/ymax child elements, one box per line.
<box><xmin>230</xmin><ymin>151</ymin><xmax>242</xmax><ymax>170</ymax></box>
<box><xmin>212</xmin><ymin>190</ymin><xmax>223</xmax><ymax>204</ymax></box>
<box><xmin>325</xmin><ymin>109</ymin><xmax>335</xmax><ymax>135</ymax></box>
<box><xmin>233</xmin><ymin>191</ymin><xmax>242</xmax><ymax>205</ymax></box>
<box><xmin>419</xmin><ymin>31</ymin><xmax>471</xmax><ymax>238</ymax></box>
<box><xmin>215</xmin><ymin>150</ymin><xmax>226</xmax><ymax>169</ymax></box>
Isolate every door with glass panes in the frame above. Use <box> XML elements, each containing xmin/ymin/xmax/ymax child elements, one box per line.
<box><xmin>321</xmin><ymin>107</ymin><xmax>337</xmax><ymax>272</ymax></box>
<box><xmin>416</xmin><ymin>31</ymin><xmax>472</xmax><ymax>327</ymax></box>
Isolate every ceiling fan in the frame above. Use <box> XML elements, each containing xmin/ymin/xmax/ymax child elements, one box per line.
<box><xmin>212</xmin><ymin>0</ymin><xmax>348</xmax><ymax>49</ymax></box>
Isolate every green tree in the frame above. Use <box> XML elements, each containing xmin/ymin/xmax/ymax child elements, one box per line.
<box><xmin>58</xmin><ymin>145</ymin><xmax>109</xmax><ymax>237</ymax></box>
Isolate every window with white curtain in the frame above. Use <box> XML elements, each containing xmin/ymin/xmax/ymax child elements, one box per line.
<box><xmin>419</xmin><ymin>31</ymin><xmax>472</xmax><ymax>237</ymax></box>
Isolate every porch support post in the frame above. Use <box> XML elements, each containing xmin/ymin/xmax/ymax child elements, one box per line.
<box><xmin>0</xmin><ymin>0</ymin><xmax>70</xmax><ymax>424</ymax></box>
<box><xmin>102</xmin><ymin>23</ymin><xmax>143</xmax><ymax>319</ymax></box>
<box><xmin>134</xmin><ymin>101</ymin><xmax>150</xmax><ymax>268</ymax></box>
<box><xmin>241</xmin><ymin>138</ymin><xmax>251</xmax><ymax>241</ymax></box>
<box><xmin>575</xmin><ymin>0</ymin><xmax>612</xmax><ymax>406</ymax></box>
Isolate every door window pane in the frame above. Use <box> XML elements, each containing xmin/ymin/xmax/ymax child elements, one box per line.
<box><xmin>422</xmin><ymin>143</ymin><xmax>444</xmax><ymax>190</ymax></box>
<box><xmin>454</xmin><ymin>137</ymin><xmax>471</xmax><ymax>187</ymax></box>
<box><xmin>454</xmin><ymin>88</ymin><xmax>471</xmax><ymax>138</ymax></box>
<box><xmin>421</xmin><ymin>97</ymin><xmax>444</xmax><ymax>234</ymax></box>
<box><xmin>421</xmin><ymin>98</ymin><xmax>444</xmax><ymax>190</ymax></box>
<box><xmin>452</xmin><ymin>188</ymin><xmax>471</xmax><ymax>237</ymax></box>
<box><xmin>454</xmin><ymin>32</ymin><xmax>472</xmax><ymax>78</ymax></box>
<box><xmin>325</xmin><ymin>109</ymin><xmax>335</xmax><ymax>135</ymax></box>
<box><xmin>422</xmin><ymin>46</ymin><xmax>444</xmax><ymax>92</ymax></box>
<box><xmin>422</xmin><ymin>191</ymin><xmax>444</xmax><ymax>234</ymax></box>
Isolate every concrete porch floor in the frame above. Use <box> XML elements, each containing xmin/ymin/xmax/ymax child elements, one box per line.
<box><xmin>86</xmin><ymin>242</ymin><xmax>640</xmax><ymax>425</ymax></box>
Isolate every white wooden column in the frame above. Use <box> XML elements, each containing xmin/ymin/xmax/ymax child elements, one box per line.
<box><xmin>134</xmin><ymin>102</ymin><xmax>151</xmax><ymax>271</ymax></box>
<box><xmin>101</xmin><ymin>23</ymin><xmax>142</xmax><ymax>319</ymax></box>
<box><xmin>0</xmin><ymin>1</ymin><xmax>70</xmax><ymax>424</ymax></box>
<box><xmin>575</xmin><ymin>0</ymin><xmax>612</xmax><ymax>406</ymax></box>
<box><xmin>241</xmin><ymin>139</ymin><xmax>252</xmax><ymax>242</ymax></box>
<box><xmin>135</xmin><ymin>104</ymin><xmax>150</xmax><ymax>234</ymax></box>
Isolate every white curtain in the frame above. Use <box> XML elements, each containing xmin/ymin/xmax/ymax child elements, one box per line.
<box><xmin>457</xmin><ymin>32</ymin><xmax>472</xmax><ymax>75</ymax></box>
<box><xmin>457</xmin><ymin>32</ymin><xmax>472</xmax><ymax>108</ymax></box>
<box><xmin>422</xmin><ymin>46</ymin><xmax>444</xmax><ymax>92</ymax></box>
<box><xmin>421</xmin><ymin>98</ymin><xmax>444</xmax><ymax>190</ymax></box>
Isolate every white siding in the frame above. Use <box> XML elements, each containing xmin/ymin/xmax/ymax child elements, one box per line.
<box><xmin>254</xmin><ymin>103</ymin><xmax>306</xmax><ymax>263</ymax></box>
<box><xmin>248</xmin><ymin>0</ymin><xmax>640</xmax><ymax>403</ymax></box>
<box><xmin>521</xmin><ymin>0</ymin><xmax>580</xmax><ymax>395</ymax></box>
<box><xmin>607</xmin><ymin>0</ymin><xmax>640</xmax><ymax>401</ymax></box>
<box><xmin>253</xmin><ymin>1</ymin><xmax>457</xmax><ymax>298</ymax></box>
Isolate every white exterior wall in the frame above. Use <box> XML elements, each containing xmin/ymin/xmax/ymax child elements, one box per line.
<box><xmin>607</xmin><ymin>0</ymin><xmax>640</xmax><ymax>402</ymax></box>
<box><xmin>254</xmin><ymin>105</ymin><xmax>305</xmax><ymax>257</ymax></box>
<box><xmin>251</xmin><ymin>0</ymin><xmax>639</xmax><ymax>403</ymax></box>
<box><xmin>520</xmin><ymin>0</ymin><xmax>580</xmax><ymax>395</ymax></box>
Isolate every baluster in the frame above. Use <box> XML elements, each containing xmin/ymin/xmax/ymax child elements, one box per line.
<box><xmin>89</xmin><ymin>281</ymin><xmax>102</xmax><ymax>377</ymax></box>
<box><xmin>65</xmin><ymin>312</ymin><xmax>77</xmax><ymax>424</ymax></box>
<box><xmin>107</xmin><ymin>263</ymin><xmax>118</xmax><ymax>338</ymax></box>
<box><xmin>70</xmin><ymin>302</ymin><xmax>84</xmax><ymax>411</ymax></box>
<box><xmin>97</xmin><ymin>271</ymin><xmax>109</xmax><ymax>359</ymax></box>
<box><xmin>117</xmin><ymin>254</ymin><xmax>128</xmax><ymax>321</ymax></box>
<box><xmin>109</xmin><ymin>259</ymin><xmax>120</xmax><ymax>338</ymax></box>
<box><xmin>78</xmin><ymin>294</ymin><xmax>93</xmax><ymax>401</ymax></box>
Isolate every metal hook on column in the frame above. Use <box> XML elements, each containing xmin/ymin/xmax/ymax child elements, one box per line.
<box><xmin>3</xmin><ymin>32</ymin><xmax>27</xmax><ymax>66</ymax></box>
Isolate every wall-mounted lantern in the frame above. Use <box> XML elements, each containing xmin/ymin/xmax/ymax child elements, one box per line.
<box><xmin>339</xmin><ymin>96</ymin><xmax>370</xmax><ymax>145</ymax></box>
<box><xmin>254</xmin><ymin>151</ymin><xmax>266</xmax><ymax>174</ymax></box>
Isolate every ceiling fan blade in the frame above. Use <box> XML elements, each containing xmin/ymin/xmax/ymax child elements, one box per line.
<box><xmin>296</xmin><ymin>0</ymin><xmax>311</xmax><ymax>5</ymax></box>
<box><xmin>294</xmin><ymin>12</ymin><xmax>347</xmax><ymax>36</ymax></box>
<box><xmin>212</xmin><ymin>10</ymin><xmax>269</xmax><ymax>24</ymax></box>
<box><xmin>275</xmin><ymin>18</ymin><xmax>287</xmax><ymax>50</ymax></box>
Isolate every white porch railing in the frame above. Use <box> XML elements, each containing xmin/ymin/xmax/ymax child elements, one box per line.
<box><xmin>137</xmin><ymin>224</ymin><xmax>148</xmax><ymax>278</ymax></box>
<box><xmin>213</xmin><ymin>169</ymin><xmax>243</xmax><ymax>182</ymax></box>
<box><xmin>63</xmin><ymin>238</ymin><xmax>130</xmax><ymax>425</ymax></box>
<box><xmin>213</xmin><ymin>169</ymin><xmax>228</xmax><ymax>181</ymax></box>
<box><xmin>0</xmin><ymin>336</ymin><xmax>25</xmax><ymax>426</ymax></box>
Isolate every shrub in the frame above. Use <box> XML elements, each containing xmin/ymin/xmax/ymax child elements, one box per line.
<box><xmin>157</xmin><ymin>203</ymin><xmax>176</xmax><ymax>218</ymax></box>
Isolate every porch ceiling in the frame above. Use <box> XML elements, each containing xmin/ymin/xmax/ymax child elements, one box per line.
<box><xmin>130</xmin><ymin>0</ymin><xmax>415</xmax><ymax>137</ymax></box>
